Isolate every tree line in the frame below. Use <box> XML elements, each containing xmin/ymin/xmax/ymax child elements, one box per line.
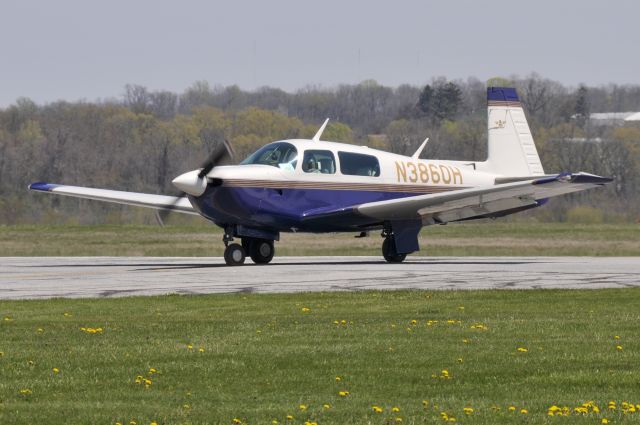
<box><xmin>1</xmin><ymin>73</ymin><xmax>639</xmax><ymax>225</ymax></box>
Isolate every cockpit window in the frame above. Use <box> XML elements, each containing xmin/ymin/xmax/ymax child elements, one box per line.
<box><xmin>338</xmin><ymin>151</ymin><xmax>380</xmax><ymax>177</ymax></box>
<box><xmin>302</xmin><ymin>150</ymin><xmax>336</xmax><ymax>174</ymax></box>
<box><xmin>240</xmin><ymin>142</ymin><xmax>298</xmax><ymax>172</ymax></box>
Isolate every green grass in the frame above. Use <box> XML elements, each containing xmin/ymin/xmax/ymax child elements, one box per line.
<box><xmin>1</xmin><ymin>290</ymin><xmax>640</xmax><ymax>424</ymax></box>
<box><xmin>1</xmin><ymin>222</ymin><xmax>639</xmax><ymax>256</ymax></box>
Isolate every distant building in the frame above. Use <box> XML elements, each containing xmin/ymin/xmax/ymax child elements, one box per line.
<box><xmin>562</xmin><ymin>137</ymin><xmax>604</xmax><ymax>143</ymax></box>
<box><xmin>587</xmin><ymin>112</ymin><xmax>640</xmax><ymax>126</ymax></box>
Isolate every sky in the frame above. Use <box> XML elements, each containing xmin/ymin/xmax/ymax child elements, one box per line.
<box><xmin>1</xmin><ymin>0</ymin><xmax>638</xmax><ymax>106</ymax></box>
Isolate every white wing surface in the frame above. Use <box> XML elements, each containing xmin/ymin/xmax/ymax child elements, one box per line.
<box><xmin>28</xmin><ymin>182</ymin><xmax>198</xmax><ymax>215</ymax></box>
<box><xmin>356</xmin><ymin>172</ymin><xmax>611</xmax><ymax>223</ymax></box>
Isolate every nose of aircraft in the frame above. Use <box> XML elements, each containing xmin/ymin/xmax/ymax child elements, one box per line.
<box><xmin>172</xmin><ymin>170</ymin><xmax>208</xmax><ymax>196</ymax></box>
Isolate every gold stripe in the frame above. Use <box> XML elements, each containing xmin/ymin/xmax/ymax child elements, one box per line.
<box><xmin>488</xmin><ymin>100</ymin><xmax>522</xmax><ymax>108</ymax></box>
<box><xmin>221</xmin><ymin>179</ymin><xmax>466</xmax><ymax>194</ymax></box>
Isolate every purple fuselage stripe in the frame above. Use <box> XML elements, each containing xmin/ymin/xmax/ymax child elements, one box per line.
<box><xmin>192</xmin><ymin>186</ymin><xmax>420</xmax><ymax>232</ymax></box>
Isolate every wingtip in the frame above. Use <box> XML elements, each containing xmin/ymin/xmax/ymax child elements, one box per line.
<box><xmin>28</xmin><ymin>182</ymin><xmax>59</xmax><ymax>191</ymax></box>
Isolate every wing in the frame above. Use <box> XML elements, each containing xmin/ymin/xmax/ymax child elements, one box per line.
<box><xmin>355</xmin><ymin>172</ymin><xmax>612</xmax><ymax>223</ymax></box>
<box><xmin>28</xmin><ymin>182</ymin><xmax>198</xmax><ymax>215</ymax></box>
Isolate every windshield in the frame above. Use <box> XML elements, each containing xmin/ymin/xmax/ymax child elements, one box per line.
<box><xmin>240</xmin><ymin>142</ymin><xmax>298</xmax><ymax>171</ymax></box>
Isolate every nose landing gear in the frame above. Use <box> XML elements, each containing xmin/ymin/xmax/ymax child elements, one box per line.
<box><xmin>223</xmin><ymin>229</ymin><xmax>275</xmax><ymax>266</ymax></box>
<box><xmin>223</xmin><ymin>243</ymin><xmax>246</xmax><ymax>266</ymax></box>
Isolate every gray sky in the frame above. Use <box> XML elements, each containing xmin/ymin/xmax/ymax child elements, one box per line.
<box><xmin>1</xmin><ymin>0</ymin><xmax>638</xmax><ymax>106</ymax></box>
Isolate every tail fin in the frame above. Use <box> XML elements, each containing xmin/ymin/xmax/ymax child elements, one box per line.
<box><xmin>482</xmin><ymin>87</ymin><xmax>544</xmax><ymax>176</ymax></box>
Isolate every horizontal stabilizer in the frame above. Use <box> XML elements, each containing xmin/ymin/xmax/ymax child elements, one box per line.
<box><xmin>355</xmin><ymin>172</ymin><xmax>611</xmax><ymax>223</ymax></box>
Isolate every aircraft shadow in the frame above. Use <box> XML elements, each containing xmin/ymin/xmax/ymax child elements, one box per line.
<box><xmin>30</xmin><ymin>259</ymin><xmax>540</xmax><ymax>271</ymax></box>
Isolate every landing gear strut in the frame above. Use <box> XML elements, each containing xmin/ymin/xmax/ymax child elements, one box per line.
<box><xmin>381</xmin><ymin>228</ymin><xmax>407</xmax><ymax>263</ymax></box>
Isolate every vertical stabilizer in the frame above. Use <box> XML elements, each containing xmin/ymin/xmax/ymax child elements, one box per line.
<box><xmin>481</xmin><ymin>87</ymin><xmax>544</xmax><ymax>176</ymax></box>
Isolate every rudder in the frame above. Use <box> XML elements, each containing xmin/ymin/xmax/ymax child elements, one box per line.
<box><xmin>481</xmin><ymin>87</ymin><xmax>544</xmax><ymax>176</ymax></box>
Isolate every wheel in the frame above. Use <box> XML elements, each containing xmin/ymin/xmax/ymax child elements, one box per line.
<box><xmin>249</xmin><ymin>239</ymin><xmax>275</xmax><ymax>264</ymax></box>
<box><xmin>224</xmin><ymin>243</ymin><xmax>246</xmax><ymax>266</ymax></box>
<box><xmin>382</xmin><ymin>237</ymin><xmax>406</xmax><ymax>263</ymax></box>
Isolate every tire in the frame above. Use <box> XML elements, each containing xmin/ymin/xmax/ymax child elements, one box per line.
<box><xmin>249</xmin><ymin>239</ymin><xmax>275</xmax><ymax>264</ymax></box>
<box><xmin>224</xmin><ymin>243</ymin><xmax>246</xmax><ymax>266</ymax></box>
<box><xmin>382</xmin><ymin>238</ymin><xmax>406</xmax><ymax>263</ymax></box>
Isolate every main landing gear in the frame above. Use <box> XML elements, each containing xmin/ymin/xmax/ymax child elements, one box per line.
<box><xmin>223</xmin><ymin>231</ymin><xmax>275</xmax><ymax>266</ymax></box>
<box><xmin>381</xmin><ymin>228</ymin><xmax>407</xmax><ymax>263</ymax></box>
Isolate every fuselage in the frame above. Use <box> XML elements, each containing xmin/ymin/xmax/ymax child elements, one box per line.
<box><xmin>183</xmin><ymin>139</ymin><xmax>500</xmax><ymax>233</ymax></box>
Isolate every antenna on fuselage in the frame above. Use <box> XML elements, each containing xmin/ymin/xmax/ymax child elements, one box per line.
<box><xmin>312</xmin><ymin>118</ymin><xmax>330</xmax><ymax>142</ymax></box>
<box><xmin>411</xmin><ymin>137</ymin><xmax>429</xmax><ymax>159</ymax></box>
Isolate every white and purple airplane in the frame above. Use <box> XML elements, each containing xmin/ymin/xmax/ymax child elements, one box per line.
<box><xmin>30</xmin><ymin>87</ymin><xmax>611</xmax><ymax>265</ymax></box>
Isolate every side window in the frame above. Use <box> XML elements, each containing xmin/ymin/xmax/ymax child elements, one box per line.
<box><xmin>302</xmin><ymin>150</ymin><xmax>336</xmax><ymax>174</ymax></box>
<box><xmin>338</xmin><ymin>152</ymin><xmax>380</xmax><ymax>177</ymax></box>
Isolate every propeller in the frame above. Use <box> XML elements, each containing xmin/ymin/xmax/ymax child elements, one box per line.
<box><xmin>197</xmin><ymin>139</ymin><xmax>235</xmax><ymax>179</ymax></box>
<box><xmin>157</xmin><ymin>139</ymin><xmax>235</xmax><ymax>225</ymax></box>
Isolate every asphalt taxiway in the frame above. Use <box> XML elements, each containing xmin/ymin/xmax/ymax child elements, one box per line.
<box><xmin>1</xmin><ymin>256</ymin><xmax>638</xmax><ymax>300</ymax></box>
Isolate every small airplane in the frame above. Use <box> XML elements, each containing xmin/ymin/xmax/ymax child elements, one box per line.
<box><xmin>29</xmin><ymin>87</ymin><xmax>612</xmax><ymax>265</ymax></box>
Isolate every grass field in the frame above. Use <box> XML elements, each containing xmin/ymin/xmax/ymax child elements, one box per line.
<box><xmin>1</xmin><ymin>290</ymin><xmax>640</xmax><ymax>424</ymax></box>
<box><xmin>1</xmin><ymin>222</ymin><xmax>639</xmax><ymax>257</ymax></box>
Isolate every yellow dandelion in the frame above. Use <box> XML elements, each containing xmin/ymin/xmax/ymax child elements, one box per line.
<box><xmin>372</xmin><ymin>405</ymin><xmax>383</xmax><ymax>413</ymax></box>
<box><xmin>520</xmin><ymin>409</ymin><xmax>528</xmax><ymax>414</ymax></box>
<box><xmin>53</xmin><ymin>367</ymin><xmax>60</xmax><ymax>374</ymax></box>
<box><xmin>129</xmin><ymin>421</ymin><xmax>137</xmax><ymax>425</ymax></box>
<box><xmin>457</xmin><ymin>358</ymin><xmax>463</xmax><ymax>363</ymax></box>
<box><xmin>392</xmin><ymin>406</ymin><xmax>400</xmax><ymax>412</ymax></box>
<box><xmin>602</xmin><ymin>419</ymin><xmax>609</xmax><ymax>424</ymax></box>
<box><xmin>19</xmin><ymin>388</ymin><xmax>32</xmax><ymax>395</ymax></box>
<box><xmin>462</xmin><ymin>339</ymin><xmax>469</xmax><ymax>344</ymax></box>
<box><xmin>614</xmin><ymin>335</ymin><xmax>620</xmax><ymax>339</ymax></box>
<box><xmin>463</xmin><ymin>407</ymin><xmax>473</xmax><ymax>415</ymax></box>
<box><xmin>333</xmin><ymin>320</ymin><xmax>339</xmax><ymax>325</ymax></box>
<box><xmin>299</xmin><ymin>404</ymin><xmax>307</xmax><ymax>411</ymax></box>
<box><xmin>340</xmin><ymin>319</ymin><xmax>347</xmax><ymax>325</ymax></box>
<box><xmin>199</xmin><ymin>347</ymin><xmax>205</xmax><ymax>353</ymax></box>
<box><xmin>3</xmin><ymin>316</ymin><xmax>13</xmax><ymax>322</ymax></box>
<box><xmin>616</xmin><ymin>345</ymin><xmax>623</xmax><ymax>351</ymax></box>
<box><xmin>286</xmin><ymin>414</ymin><xmax>294</xmax><ymax>420</ymax></box>
<box><xmin>410</xmin><ymin>319</ymin><xmax>417</xmax><ymax>325</ymax></box>
<box><xmin>148</xmin><ymin>368</ymin><xmax>157</xmax><ymax>374</ymax></box>
<box><xmin>338</xmin><ymin>390</ymin><xmax>349</xmax><ymax>397</ymax></box>
<box><xmin>508</xmin><ymin>406</ymin><xmax>516</xmax><ymax>411</ymax></box>
<box><xmin>150</xmin><ymin>422</ymin><xmax>158</xmax><ymax>425</ymax></box>
<box><xmin>323</xmin><ymin>403</ymin><xmax>331</xmax><ymax>409</ymax></box>
<box><xmin>232</xmin><ymin>419</ymin><xmax>242</xmax><ymax>424</ymax></box>
<box><xmin>63</xmin><ymin>312</ymin><xmax>72</xmax><ymax>317</ymax></box>
<box><xmin>517</xmin><ymin>347</ymin><xmax>528</xmax><ymax>352</ymax></box>
<box><xmin>37</xmin><ymin>328</ymin><xmax>44</xmax><ymax>333</ymax></box>
<box><xmin>335</xmin><ymin>376</ymin><xmax>342</xmax><ymax>382</ymax></box>
<box><xmin>395</xmin><ymin>418</ymin><xmax>403</xmax><ymax>422</ymax></box>
<box><xmin>301</xmin><ymin>307</ymin><xmax>311</xmax><ymax>312</ymax></box>
<box><xmin>187</xmin><ymin>344</ymin><xmax>193</xmax><ymax>350</ymax></box>
<box><xmin>272</xmin><ymin>420</ymin><xmax>279</xmax><ymax>425</ymax></box>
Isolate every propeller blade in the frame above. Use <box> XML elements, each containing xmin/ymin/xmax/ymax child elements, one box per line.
<box><xmin>198</xmin><ymin>139</ymin><xmax>235</xmax><ymax>179</ymax></box>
